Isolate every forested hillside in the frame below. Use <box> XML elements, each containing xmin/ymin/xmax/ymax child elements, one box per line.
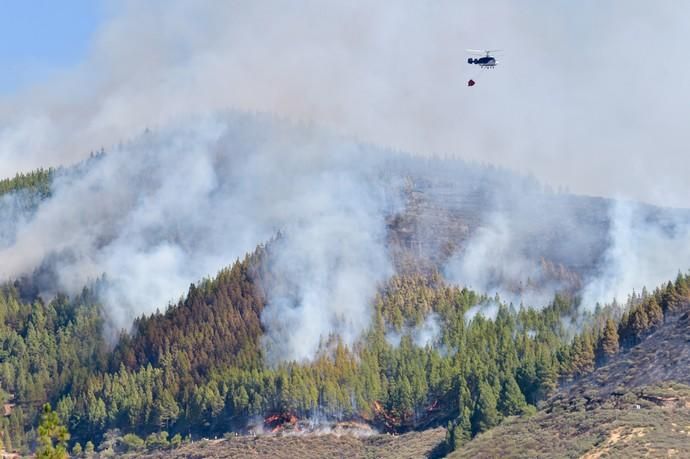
<box><xmin>1</xmin><ymin>225</ymin><xmax>688</xmax><ymax>455</ymax></box>
<box><xmin>451</xmin><ymin>288</ymin><xmax>690</xmax><ymax>458</ymax></box>
<box><xmin>0</xmin><ymin>168</ymin><xmax>55</xmax><ymax>250</ymax></box>
<box><xmin>0</xmin><ymin>160</ymin><xmax>688</xmax><ymax>457</ymax></box>
<box><xmin>0</xmin><ymin>168</ymin><xmax>53</xmax><ymax>200</ymax></box>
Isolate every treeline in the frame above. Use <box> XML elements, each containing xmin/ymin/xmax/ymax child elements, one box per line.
<box><xmin>0</xmin><ymin>285</ymin><xmax>108</xmax><ymax>452</ymax></box>
<box><xmin>82</xmin><ymin>264</ymin><xmax>578</xmax><ymax>443</ymax></box>
<box><xmin>0</xmin><ymin>168</ymin><xmax>54</xmax><ymax>235</ymax></box>
<box><xmin>2</xmin><ymin>242</ymin><xmax>686</xmax><ymax>455</ymax></box>
<box><xmin>112</xmin><ymin>247</ymin><xmax>267</xmax><ymax>375</ymax></box>
<box><xmin>0</xmin><ymin>168</ymin><xmax>53</xmax><ymax>199</ymax></box>
<box><xmin>444</xmin><ymin>272</ymin><xmax>690</xmax><ymax>451</ymax></box>
<box><xmin>558</xmin><ymin>273</ymin><xmax>690</xmax><ymax>382</ymax></box>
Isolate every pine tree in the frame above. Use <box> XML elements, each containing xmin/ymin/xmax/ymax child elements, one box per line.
<box><xmin>445</xmin><ymin>421</ymin><xmax>458</xmax><ymax>452</ymax></box>
<box><xmin>471</xmin><ymin>382</ymin><xmax>500</xmax><ymax>435</ymax></box>
<box><xmin>171</xmin><ymin>433</ymin><xmax>183</xmax><ymax>449</ymax></box>
<box><xmin>36</xmin><ymin>403</ymin><xmax>70</xmax><ymax>459</ymax></box>
<box><xmin>155</xmin><ymin>389</ymin><xmax>180</xmax><ymax>430</ymax></box>
<box><xmin>4</xmin><ymin>428</ymin><xmax>13</xmax><ymax>455</ymax></box>
<box><xmin>646</xmin><ymin>298</ymin><xmax>663</xmax><ymax>328</ymax></box>
<box><xmin>498</xmin><ymin>374</ymin><xmax>527</xmax><ymax>416</ymax></box>
<box><xmin>121</xmin><ymin>433</ymin><xmax>145</xmax><ymax>452</ymax></box>
<box><xmin>459</xmin><ymin>405</ymin><xmax>472</xmax><ymax>435</ymax></box>
<box><xmin>675</xmin><ymin>272</ymin><xmax>690</xmax><ymax>299</ymax></box>
<box><xmin>661</xmin><ymin>281</ymin><xmax>675</xmax><ymax>313</ymax></box>
<box><xmin>596</xmin><ymin>319</ymin><xmax>619</xmax><ymax>364</ymax></box>
<box><xmin>569</xmin><ymin>333</ymin><xmax>595</xmax><ymax>378</ymax></box>
<box><xmin>630</xmin><ymin>306</ymin><xmax>650</xmax><ymax>341</ymax></box>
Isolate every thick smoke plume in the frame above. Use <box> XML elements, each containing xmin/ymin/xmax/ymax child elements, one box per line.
<box><xmin>0</xmin><ymin>114</ymin><xmax>395</xmax><ymax>361</ymax></box>
<box><xmin>444</xmin><ymin>191</ymin><xmax>690</xmax><ymax>311</ymax></box>
<box><xmin>385</xmin><ymin>313</ymin><xmax>442</xmax><ymax>349</ymax></box>
<box><xmin>581</xmin><ymin>200</ymin><xmax>690</xmax><ymax>309</ymax></box>
<box><xmin>0</xmin><ymin>0</ymin><xmax>690</xmax><ymax>360</ymax></box>
<box><xmin>2</xmin><ymin>1</ymin><xmax>690</xmax><ymax>206</ymax></box>
<box><xmin>444</xmin><ymin>212</ymin><xmax>567</xmax><ymax>308</ymax></box>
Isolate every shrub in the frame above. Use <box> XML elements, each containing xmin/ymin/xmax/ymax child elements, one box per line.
<box><xmin>121</xmin><ymin>433</ymin><xmax>145</xmax><ymax>452</ymax></box>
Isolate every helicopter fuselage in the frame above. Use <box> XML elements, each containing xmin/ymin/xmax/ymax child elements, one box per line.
<box><xmin>467</xmin><ymin>56</ymin><xmax>496</xmax><ymax>68</ymax></box>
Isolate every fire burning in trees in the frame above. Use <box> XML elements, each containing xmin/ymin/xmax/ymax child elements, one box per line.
<box><xmin>264</xmin><ymin>412</ymin><xmax>298</xmax><ymax>433</ymax></box>
<box><xmin>258</xmin><ymin>398</ymin><xmax>444</xmax><ymax>437</ymax></box>
<box><xmin>258</xmin><ymin>411</ymin><xmax>377</xmax><ymax>437</ymax></box>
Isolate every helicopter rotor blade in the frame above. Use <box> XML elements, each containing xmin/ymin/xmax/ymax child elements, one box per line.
<box><xmin>466</xmin><ymin>49</ymin><xmax>503</xmax><ymax>56</ymax></box>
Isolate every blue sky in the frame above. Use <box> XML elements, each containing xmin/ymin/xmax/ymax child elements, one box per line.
<box><xmin>0</xmin><ymin>0</ymin><xmax>105</xmax><ymax>93</ymax></box>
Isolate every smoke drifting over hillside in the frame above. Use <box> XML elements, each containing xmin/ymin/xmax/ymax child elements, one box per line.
<box><xmin>443</xmin><ymin>190</ymin><xmax>690</xmax><ymax>311</ymax></box>
<box><xmin>444</xmin><ymin>212</ymin><xmax>566</xmax><ymax>308</ymax></box>
<box><xmin>0</xmin><ymin>1</ymin><xmax>689</xmax><ymax>362</ymax></box>
<box><xmin>581</xmin><ymin>200</ymin><xmax>690</xmax><ymax>308</ymax></box>
<box><xmin>0</xmin><ymin>114</ymin><xmax>689</xmax><ymax>362</ymax></box>
<box><xmin>0</xmin><ymin>115</ymin><xmax>395</xmax><ymax>361</ymax></box>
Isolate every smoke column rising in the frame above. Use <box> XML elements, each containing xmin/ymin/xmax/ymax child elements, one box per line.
<box><xmin>0</xmin><ymin>1</ymin><xmax>689</xmax><ymax>357</ymax></box>
<box><xmin>0</xmin><ymin>114</ymin><xmax>395</xmax><ymax>361</ymax></box>
<box><xmin>580</xmin><ymin>200</ymin><xmax>690</xmax><ymax>309</ymax></box>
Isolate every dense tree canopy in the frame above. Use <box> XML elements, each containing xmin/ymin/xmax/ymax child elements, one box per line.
<box><xmin>0</xmin><ymin>242</ymin><xmax>686</xmax><ymax>455</ymax></box>
<box><xmin>0</xmin><ymin>168</ymin><xmax>688</xmax><ymax>455</ymax></box>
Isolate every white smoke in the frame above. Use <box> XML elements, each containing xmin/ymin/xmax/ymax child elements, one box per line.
<box><xmin>0</xmin><ymin>0</ymin><xmax>689</xmax><ymax>361</ymax></box>
<box><xmin>384</xmin><ymin>312</ymin><xmax>442</xmax><ymax>348</ymax></box>
<box><xmin>0</xmin><ymin>114</ymin><xmax>396</xmax><ymax>361</ymax></box>
<box><xmin>464</xmin><ymin>301</ymin><xmax>499</xmax><ymax>323</ymax></box>
<box><xmin>445</xmin><ymin>195</ymin><xmax>690</xmax><ymax>312</ymax></box>
<box><xmin>412</xmin><ymin>312</ymin><xmax>442</xmax><ymax>348</ymax></box>
<box><xmin>580</xmin><ymin>200</ymin><xmax>690</xmax><ymax>309</ymax></box>
<box><xmin>443</xmin><ymin>211</ymin><xmax>568</xmax><ymax>308</ymax></box>
<box><xmin>258</xmin><ymin>157</ymin><xmax>393</xmax><ymax>363</ymax></box>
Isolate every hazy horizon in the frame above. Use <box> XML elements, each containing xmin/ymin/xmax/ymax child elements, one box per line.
<box><xmin>1</xmin><ymin>1</ymin><xmax>689</xmax><ymax>208</ymax></box>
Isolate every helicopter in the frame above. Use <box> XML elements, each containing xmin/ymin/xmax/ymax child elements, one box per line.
<box><xmin>466</xmin><ymin>49</ymin><xmax>500</xmax><ymax>86</ymax></box>
<box><xmin>466</xmin><ymin>49</ymin><xmax>500</xmax><ymax>68</ymax></box>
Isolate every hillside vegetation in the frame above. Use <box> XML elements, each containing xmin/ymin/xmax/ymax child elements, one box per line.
<box><xmin>2</xmin><ymin>246</ymin><xmax>688</xmax><ymax>455</ymax></box>
<box><xmin>451</xmin><ymin>301</ymin><xmax>690</xmax><ymax>458</ymax></box>
<box><xmin>451</xmin><ymin>383</ymin><xmax>690</xmax><ymax>459</ymax></box>
<box><xmin>0</xmin><ymin>164</ymin><xmax>689</xmax><ymax>457</ymax></box>
<box><xmin>136</xmin><ymin>427</ymin><xmax>447</xmax><ymax>459</ymax></box>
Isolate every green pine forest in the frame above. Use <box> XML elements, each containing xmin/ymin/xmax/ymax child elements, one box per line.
<box><xmin>0</xmin><ymin>170</ymin><xmax>688</xmax><ymax>455</ymax></box>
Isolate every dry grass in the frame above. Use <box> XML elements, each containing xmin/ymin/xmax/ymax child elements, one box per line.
<box><xmin>133</xmin><ymin>427</ymin><xmax>447</xmax><ymax>459</ymax></box>
<box><xmin>449</xmin><ymin>384</ymin><xmax>690</xmax><ymax>459</ymax></box>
